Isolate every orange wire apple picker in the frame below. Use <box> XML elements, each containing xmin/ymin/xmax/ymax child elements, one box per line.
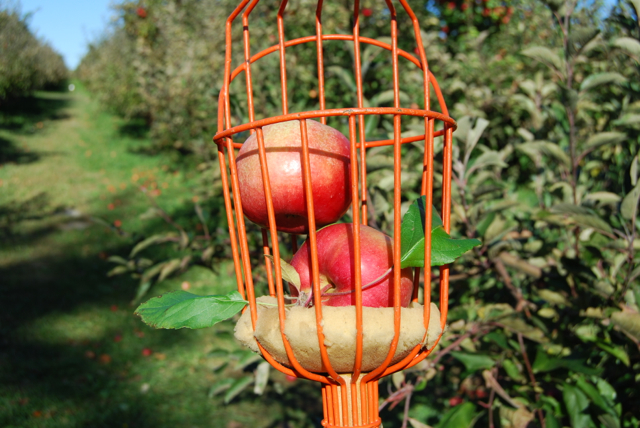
<box><xmin>213</xmin><ymin>1</ymin><xmax>456</xmax><ymax>426</ymax></box>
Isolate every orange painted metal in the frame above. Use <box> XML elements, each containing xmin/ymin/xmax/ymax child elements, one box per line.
<box><xmin>214</xmin><ymin>0</ymin><xmax>455</xmax><ymax>426</ymax></box>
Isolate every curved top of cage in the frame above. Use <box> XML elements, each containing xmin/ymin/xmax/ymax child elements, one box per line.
<box><xmin>214</xmin><ymin>0</ymin><xmax>455</xmax><ymax>143</ymax></box>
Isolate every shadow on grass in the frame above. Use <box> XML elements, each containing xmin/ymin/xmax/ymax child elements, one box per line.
<box><xmin>0</xmin><ymin>135</ymin><xmax>42</xmax><ymax>165</ymax></box>
<box><xmin>118</xmin><ymin>118</ymin><xmax>150</xmax><ymax>140</ymax></box>
<box><xmin>0</xmin><ymin>93</ymin><xmax>71</xmax><ymax>134</ymax></box>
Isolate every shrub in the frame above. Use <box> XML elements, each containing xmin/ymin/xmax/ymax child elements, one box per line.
<box><xmin>0</xmin><ymin>7</ymin><xmax>68</xmax><ymax>101</ymax></box>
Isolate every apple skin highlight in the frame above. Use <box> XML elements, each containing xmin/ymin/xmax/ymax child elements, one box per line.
<box><xmin>236</xmin><ymin>120</ymin><xmax>351</xmax><ymax>234</ymax></box>
<box><xmin>290</xmin><ymin>223</ymin><xmax>414</xmax><ymax>307</ymax></box>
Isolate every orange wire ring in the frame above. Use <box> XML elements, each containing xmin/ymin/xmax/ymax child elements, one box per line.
<box><xmin>213</xmin><ymin>0</ymin><xmax>456</xmax><ymax>426</ymax></box>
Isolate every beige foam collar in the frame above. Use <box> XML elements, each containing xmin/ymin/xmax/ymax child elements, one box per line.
<box><xmin>234</xmin><ymin>296</ymin><xmax>442</xmax><ymax>373</ymax></box>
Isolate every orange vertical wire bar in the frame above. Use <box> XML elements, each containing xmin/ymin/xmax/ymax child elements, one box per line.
<box><xmin>360</xmin><ymin>381</ymin><xmax>369</xmax><ymax>424</ymax></box>
<box><xmin>363</xmin><ymin>0</ymin><xmax>402</xmax><ymax>384</ymax></box>
<box><xmin>351</xmin><ymin>0</ymin><xmax>368</xmax><ymax>227</ymax></box>
<box><xmin>371</xmin><ymin>381</ymin><xmax>379</xmax><ymax>426</ymax></box>
<box><xmin>396</xmin><ymin>0</ymin><xmax>432</xmax><ymax>308</ymax></box>
<box><xmin>422</xmin><ymin>117</ymin><xmax>435</xmax><ymax>327</ymax></box>
<box><xmin>348</xmin><ymin>118</ymin><xmax>363</xmax><ymax>427</ymax></box>
<box><xmin>326</xmin><ymin>384</ymin><xmax>335</xmax><ymax>426</ymax></box>
<box><xmin>242</xmin><ymin>0</ymin><xmax>261</xmax><ymax>124</ymax></box>
<box><xmin>221</xmin><ymin>0</ymin><xmax>258</xmax><ymax>326</ymax></box>
<box><xmin>261</xmin><ymin>229</ymin><xmax>276</xmax><ymax>296</ymax></box>
<box><xmin>277</xmin><ymin>0</ymin><xmax>290</xmax><ymax>115</ymax></box>
<box><xmin>349</xmin><ymin>115</ymin><xmax>364</xmax><ymax>386</ymax></box>
<box><xmin>225</xmin><ymin>140</ymin><xmax>258</xmax><ymax>327</ymax></box>
<box><xmin>299</xmin><ymin>119</ymin><xmax>344</xmax><ymax>389</ymax></box>
<box><xmin>322</xmin><ymin>386</ymin><xmax>328</xmax><ymax>425</ymax></box>
<box><xmin>350</xmin><ymin>383</ymin><xmax>359</xmax><ymax>426</ymax></box>
<box><xmin>315</xmin><ymin>0</ymin><xmax>326</xmax><ymax>124</ymax></box>
<box><xmin>216</xmin><ymin>141</ymin><xmax>245</xmax><ymax>299</ymax></box>
<box><xmin>440</xmin><ymin>127</ymin><xmax>453</xmax><ymax>328</ymax></box>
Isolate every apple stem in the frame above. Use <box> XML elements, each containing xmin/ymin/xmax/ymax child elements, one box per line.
<box><xmin>320</xmin><ymin>267</ymin><xmax>394</xmax><ymax>297</ymax></box>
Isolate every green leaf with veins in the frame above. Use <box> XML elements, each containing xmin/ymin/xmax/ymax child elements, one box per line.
<box><xmin>400</xmin><ymin>196</ymin><xmax>481</xmax><ymax>268</ymax></box>
<box><xmin>134</xmin><ymin>290</ymin><xmax>247</xmax><ymax>329</ymax></box>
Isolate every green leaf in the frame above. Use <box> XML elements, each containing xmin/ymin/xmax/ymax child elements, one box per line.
<box><xmin>545</xmin><ymin>411</ymin><xmax>561</xmax><ymax>428</ymax></box>
<box><xmin>599</xmin><ymin>414</ymin><xmax>621</xmax><ymax>428</ymax></box>
<box><xmin>466</xmin><ymin>117</ymin><xmax>489</xmax><ymax>156</ymax></box>
<box><xmin>158</xmin><ymin>258</ymin><xmax>182</xmax><ymax>282</ymax></box>
<box><xmin>500</xmin><ymin>316</ymin><xmax>548</xmax><ymax>343</ymax></box>
<box><xmin>224</xmin><ymin>376</ymin><xmax>254</xmax><ymax>404</ymax></box>
<box><xmin>596</xmin><ymin>378</ymin><xmax>617</xmax><ymax>404</ymax></box>
<box><xmin>575</xmin><ymin>377</ymin><xmax>618</xmax><ymax>417</ymax></box>
<box><xmin>521</xmin><ymin>46</ymin><xmax>563</xmax><ymax>71</ymax></box>
<box><xmin>450</xmin><ymin>351</ymin><xmax>495</xmax><ymax>372</ymax></box>
<box><xmin>500</xmin><ymin>407</ymin><xmax>534</xmax><ymax>428</ymax></box>
<box><xmin>612</xmin><ymin>114</ymin><xmax>640</xmax><ymax>129</ymax></box>
<box><xmin>629</xmin><ymin>0</ymin><xmax>640</xmax><ymax>18</ymax></box>
<box><xmin>620</xmin><ymin>183</ymin><xmax>640</xmax><ymax>222</ymax></box>
<box><xmin>571</xmin><ymin>214</ymin><xmax>612</xmax><ymax>235</ymax></box>
<box><xmin>107</xmin><ymin>255</ymin><xmax>129</xmax><ymax>265</ymax></box>
<box><xmin>563</xmin><ymin>383</ymin><xmax>592</xmax><ymax>428</ymax></box>
<box><xmin>435</xmin><ymin>402</ymin><xmax>477</xmax><ymax>428</ymax></box>
<box><xmin>533</xmin><ymin>348</ymin><xmax>602</xmax><ymax>375</ymax></box>
<box><xmin>516</xmin><ymin>141</ymin><xmax>570</xmax><ymax>167</ymax></box>
<box><xmin>610</xmin><ymin>311</ymin><xmax>640</xmax><ymax>341</ymax></box>
<box><xmin>476</xmin><ymin>212</ymin><xmax>496</xmax><ymax>237</ymax></box>
<box><xmin>631</xmin><ymin>155</ymin><xmax>638</xmax><ymax>186</ymax></box>
<box><xmin>132</xmin><ymin>281</ymin><xmax>152</xmax><ymax>305</ymax></box>
<box><xmin>107</xmin><ymin>265</ymin><xmax>130</xmax><ymax>277</ymax></box>
<box><xmin>584</xmin><ymin>132</ymin><xmax>626</xmax><ymax>151</ymax></box>
<box><xmin>234</xmin><ymin>351</ymin><xmax>262</xmax><ymax>370</ymax></box>
<box><xmin>580</xmin><ymin>72</ymin><xmax>627</xmax><ymax>92</ymax></box>
<box><xmin>583</xmin><ymin>192</ymin><xmax>621</xmax><ymax>205</ymax></box>
<box><xmin>537</xmin><ymin>289</ymin><xmax>570</xmax><ymax>306</ymax></box>
<box><xmin>467</xmin><ymin>150</ymin><xmax>507</xmax><ymax>175</ymax></box>
<box><xmin>130</xmin><ymin>233</ymin><xmax>178</xmax><ymax>257</ymax></box>
<box><xmin>135</xmin><ymin>290</ymin><xmax>248</xmax><ymax>329</ymax></box>
<box><xmin>593</xmin><ymin>340</ymin><xmax>630</xmax><ymax>366</ymax></box>
<box><xmin>141</xmin><ymin>262</ymin><xmax>167</xmax><ymax>284</ymax></box>
<box><xmin>400</xmin><ymin>196</ymin><xmax>481</xmax><ymax>268</ymax></box>
<box><xmin>408</xmin><ymin>418</ymin><xmax>433</xmax><ymax>428</ymax></box>
<box><xmin>613</xmin><ymin>37</ymin><xmax>640</xmax><ymax>59</ymax></box>
<box><xmin>208</xmin><ymin>378</ymin><xmax>234</xmax><ymax>398</ymax></box>
<box><xmin>502</xmin><ymin>358</ymin><xmax>526</xmax><ymax>382</ymax></box>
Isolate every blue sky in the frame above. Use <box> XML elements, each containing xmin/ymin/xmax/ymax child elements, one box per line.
<box><xmin>19</xmin><ymin>0</ymin><xmax>115</xmax><ymax>70</ymax></box>
<box><xmin>16</xmin><ymin>0</ymin><xmax>619</xmax><ymax>72</ymax></box>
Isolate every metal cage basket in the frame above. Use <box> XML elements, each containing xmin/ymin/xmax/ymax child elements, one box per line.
<box><xmin>213</xmin><ymin>1</ymin><xmax>456</xmax><ymax>426</ymax></box>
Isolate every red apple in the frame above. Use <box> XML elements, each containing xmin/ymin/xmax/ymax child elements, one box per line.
<box><xmin>236</xmin><ymin>120</ymin><xmax>351</xmax><ymax>234</ymax></box>
<box><xmin>289</xmin><ymin>223</ymin><xmax>414</xmax><ymax>307</ymax></box>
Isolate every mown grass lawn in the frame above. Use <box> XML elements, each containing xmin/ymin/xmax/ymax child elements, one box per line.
<box><xmin>0</xmin><ymin>84</ymin><xmax>322</xmax><ymax>428</ymax></box>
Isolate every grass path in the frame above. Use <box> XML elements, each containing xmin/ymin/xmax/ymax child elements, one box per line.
<box><xmin>0</xmin><ymin>86</ymin><xmax>320</xmax><ymax>428</ymax></box>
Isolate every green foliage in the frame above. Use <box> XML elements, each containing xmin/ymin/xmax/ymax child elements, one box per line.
<box><xmin>400</xmin><ymin>196</ymin><xmax>481</xmax><ymax>268</ymax></box>
<box><xmin>0</xmin><ymin>7</ymin><xmax>67</xmax><ymax>101</ymax></box>
<box><xmin>134</xmin><ymin>290</ymin><xmax>247</xmax><ymax>329</ymax></box>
